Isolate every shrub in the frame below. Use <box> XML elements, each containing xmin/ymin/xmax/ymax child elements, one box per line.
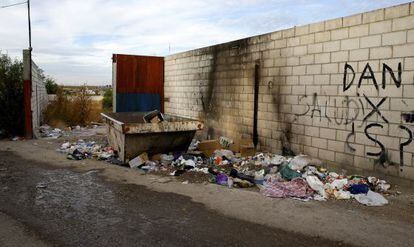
<box><xmin>102</xmin><ymin>89</ymin><xmax>113</xmax><ymax>111</ymax></box>
<box><xmin>70</xmin><ymin>86</ymin><xmax>91</xmax><ymax>126</ymax></box>
<box><xmin>0</xmin><ymin>53</ymin><xmax>24</xmax><ymax>136</ymax></box>
<box><xmin>44</xmin><ymin>87</ymin><xmax>69</xmax><ymax>126</ymax></box>
<box><xmin>44</xmin><ymin>85</ymin><xmax>93</xmax><ymax>127</ymax></box>
<box><xmin>45</xmin><ymin>77</ymin><xmax>59</xmax><ymax>94</ymax></box>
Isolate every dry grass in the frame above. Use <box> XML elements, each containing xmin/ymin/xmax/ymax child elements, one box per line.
<box><xmin>89</xmin><ymin>100</ymin><xmax>104</xmax><ymax>123</ymax></box>
<box><xmin>44</xmin><ymin>86</ymin><xmax>103</xmax><ymax>127</ymax></box>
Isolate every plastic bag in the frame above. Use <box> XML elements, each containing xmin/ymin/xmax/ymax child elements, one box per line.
<box><xmin>160</xmin><ymin>154</ymin><xmax>174</xmax><ymax>165</ymax></box>
<box><xmin>254</xmin><ymin>169</ymin><xmax>265</xmax><ymax>184</ymax></box>
<box><xmin>348</xmin><ymin>184</ymin><xmax>369</xmax><ymax>194</ymax></box>
<box><xmin>330</xmin><ymin>178</ymin><xmax>348</xmax><ymax>190</ymax></box>
<box><xmin>354</xmin><ymin>190</ymin><xmax>388</xmax><ymax>206</ymax></box>
<box><xmin>270</xmin><ymin>155</ymin><xmax>287</xmax><ymax>165</ymax></box>
<box><xmin>306</xmin><ymin>175</ymin><xmax>326</xmax><ymax>199</ymax></box>
<box><xmin>288</xmin><ymin>155</ymin><xmax>311</xmax><ymax>171</ymax></box>
<box><xmin>214</xmin><ymin>149</ymin><xmax>235</xmax><ymax>160</ymax></box>
<box><xmin>280</xmin><ymin>165</ymin><xmax>301</xmax><ymax>181</ymax></box>
<box><xmin>216</xmin><ymin>173</ymin><xmax>228</xmax><ymax>185</ymax></box>
<box><xmin>334</xmin><ymin>190</ymin><xmax>351</xmax><ymax>200</ymax></box>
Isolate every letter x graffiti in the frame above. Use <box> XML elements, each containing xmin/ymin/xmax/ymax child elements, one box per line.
<box><xmin>362</xmin><ymin>94</ymin><xmax>389</xmax><ymax>123</ymax></box>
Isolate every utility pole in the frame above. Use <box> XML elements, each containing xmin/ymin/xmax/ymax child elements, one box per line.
<box><xmin>27</xmin><ymin>0</ymin><xmax>32</xmax><ymax>102</ymax></box>
<box><xmin>27</xmin><ymin>0</ymin><xmax>32</xmax><ymax>51</ymax></box>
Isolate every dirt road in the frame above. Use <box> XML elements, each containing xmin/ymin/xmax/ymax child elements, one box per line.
<box><xmin>1</xmin><ymin>137</ymin><xmax>414</xmax><ymax>247</ymax></box>
<box><xmin>0</xmin><ymin>150</ymin><xmax>344</xmax><ymax>247</ymax></box>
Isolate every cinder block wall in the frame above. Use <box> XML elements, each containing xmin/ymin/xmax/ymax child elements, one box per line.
<box><xmin>31</xmin><ymin>61</ymin><xmax>48</xmax><ymax>132</ymax></box>
<box><xmin>165</xmin><ymin>2</ymin><xmax>414</xmax><ymax>179</ymax></box>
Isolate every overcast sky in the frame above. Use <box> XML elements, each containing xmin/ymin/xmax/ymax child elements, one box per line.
<box><xmin>0</xmin><ymin>0</ymin><xmax>410</xmax><ymax>85</ymax></box>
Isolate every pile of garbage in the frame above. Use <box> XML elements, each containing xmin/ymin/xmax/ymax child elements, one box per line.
<box><xmin>54</xmin><ymin>135</ymin><xmax>393</xmax><ymax>207</ymax></box>
<box><xmin>37</xmin><ymin>125</ymin><xmax>65</xmax><ymax>139</ymax></box>
<box><xmin>57</xmin><ymin>140</ymin><xmax>122</xmax><ymax>165</ymax></box>
<box><xmin>126</xmin><ymin>138</ymin><xmax>392</xmax><ymax>207</ymax></box>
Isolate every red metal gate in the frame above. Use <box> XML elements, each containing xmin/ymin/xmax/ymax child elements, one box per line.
<box><xmin>112</xmin><ymin>54</ymin><xmax>164</xmax><ymax>113</ymax></box>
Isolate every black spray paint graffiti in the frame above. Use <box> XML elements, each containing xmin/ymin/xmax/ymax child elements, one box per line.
<box><xmin>364</xmin><ymin>123</ymin><xmax>386</xmax><ymax>156</ymax></box>
<box><xmin>362</xmin><ymin>94</ymin><xmax>388</xmax><ymax>123</ymax></box>
<box><xmin>399</xmin><ymin>125</ymin><xmax>413</xmax><ymax>166</ymax></box>
<box><xmin>343</xmin><ymin>62</ymin><xmax>402</xmax><ymax>91</ymax></box>
<box><xmin>294</xmin><ymin>61</ymin><xmax>413</xmax><ymax>166</ymax></box>
<box><xmin>295</xmin><ymin>93</ymin><xmax>388</xmax><ymax>127</ymax></box>
<box><xmin>346</xmin><ymin>123</ymin><xmax>356</xmax><ymax>152</ymax></box>
<box><xmin>344</xmin><ymin>62</ymin><xmax>411</xmax><ymax>165</ymax></box>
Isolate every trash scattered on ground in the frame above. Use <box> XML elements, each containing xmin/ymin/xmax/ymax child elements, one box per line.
<box><xmin>129</xmin><ymin>152</ymin><xmax>149</xmax><ymax>169</ymax></box>
<box><xmin>306</xmin><ymin>175</ymin><xmax>326</xmax><ymax>200</ymax></box>
<box><xmin>348</xmin><ymin>184</ymin><xmax>370</xmax><ymax>194</ymax></box>
<box><xmin>333</xmin><ymin>190</ymin><xmax>351</xmax><ymax>200</ymax></box>
<box><xmin>36</xmin><ymin>183</ymin><xmax>48</xmax><ymax>189</ymax></box>
<box><xmin>262</xmin><ymin>177</ymin><xmax>314</xmax><ymax>199</ymax></box>
<box><xmin>37</xmin><ymin>124</ymin><xmax>106</xmax><ymax>139</ymax></box>
<box><xmin>11</xmin><ymin>136</ymin><xmax>24</xmax><ymax>141</ymax></box>
<box><xmin>57</xmin><ymin>139</ymin><xmax>122</xmax><ymax>164</ymax></box>
<box><xmin>136</xmin><ymin>137</ymin><xmax>393</xmax><ymax>206</ymax></box>
<box><xmin>354</xmin><ymin>190</ymin><xmax>388</xmax><ymax>206</ymax></box>
<box><xmin>38</xmin><ymin>125</ymin><xmax>64</xmax><ymax>139</ymax></box>
<box><xmin>54</xmin><ymin>134</ymin><xmax>394</xmax><ymax>207</ymax></box>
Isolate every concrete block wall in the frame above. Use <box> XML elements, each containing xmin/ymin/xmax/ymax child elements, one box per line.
<box><xmin>31</xmin><ymin>61</ymin><xmax>48</xmax><ymax>133</ymax></box>
<box><xmin>164</xmin><ymin>2</ymin><xmax>414</xmax><ymax>179</ymax></box>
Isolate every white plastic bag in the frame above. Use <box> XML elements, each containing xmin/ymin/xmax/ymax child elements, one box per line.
<box><xmin>289</xmin><ymin>155</ymin><xmax>311</xmax><ymax>171</ymax></box>
<box><xmin>306</xmin><ymin>175</ymin><xmax>327</xmax><ymax>199</ymax></box>
<box><xmin>354</xmin><ymin>190</ymin><xmax>388</xmax><ymax>206</ymax></box>
<box><xmin>331</xmin><ymin>178</ymin><xmax>348</xmax><ymax>190</ymax></box>
<box><xmin>214</xmin><ymin>149</ymin><xmax>235</xmax><ymax>160</ymax></box>
<box><xmin>160</xmin><ymin>154</ymin><xmax>174</xmax><ymax>165</ymax></box>
<box><xmin>334</xmin><ymin>190</ymin><xmax>351</xmax><ymax>200</ymax></box>
<box><xmin>270</xmin><ymin>155</ymin><xmax>287</xmax><ymax>165</ymax></box>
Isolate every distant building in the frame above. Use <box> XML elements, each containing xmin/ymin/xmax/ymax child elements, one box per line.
<box><xmin>85</xmin><ymin>89</ymin><xmax>96</xmax><ymax>95</ymax></box>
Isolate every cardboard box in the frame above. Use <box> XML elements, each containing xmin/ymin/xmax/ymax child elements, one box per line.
<box><xmin>227</xmin><ymin>138</ymin><xmax>254</xmax><ymax>156</ymax></box>
<box><xmin>198</xmin><ymin>139</ymin><xmax>221</xmax><ymax>156</ymax></box>
<box><xmin>198</xmin><ymin>138</ymin><xmax>255</xmax><ymax>157</ymax></box>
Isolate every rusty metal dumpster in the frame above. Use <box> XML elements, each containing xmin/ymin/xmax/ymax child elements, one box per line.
<box><xmin>101</xmin><ymin>112</ymin><xmax>204</xmax><ymax>162</ymax></box>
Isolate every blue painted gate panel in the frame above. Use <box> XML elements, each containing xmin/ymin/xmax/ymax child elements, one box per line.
<box><xmin>116</xmin><ymin>93</ymin><xmax>161</xmax><ymax>112</ymax></box>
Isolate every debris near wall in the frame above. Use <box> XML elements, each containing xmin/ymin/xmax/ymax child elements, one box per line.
<box><xmin>37</xmin><ymin>124</ymin><xmax>65</xmax><ymax>139</ymax></box>
<box><xmin>46</xmin><ymin>124</ymin><xmax>123</xmax><ymax>163</ymax></box>
<box><xmin>122</xmin><ymin>137</ymin><xmax>393</xmax><ymax>207</ymax></box>
<box><xmin>57</xmin><ymin>139</ymin><xmax>121</xmax><ymax>164</ymax></box>
<box><xmin>52</xmin><ymin>132</ymin><xmax>393</xmax><ymax>206</ymax></box>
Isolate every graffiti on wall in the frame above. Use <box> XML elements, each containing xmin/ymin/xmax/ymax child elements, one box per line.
<box><xmin>294</xmin><ymin>62</ymin><xmax>413</xmax><ymax>166</ymax></box>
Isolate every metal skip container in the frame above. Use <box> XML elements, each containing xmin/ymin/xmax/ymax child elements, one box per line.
<box><xmin>101</xmin><ymin>112</ymin><xmax>204</xmax><ymax>162</ymax></box>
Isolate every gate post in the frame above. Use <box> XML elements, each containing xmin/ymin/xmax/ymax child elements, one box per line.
<box><xmin>23</xmin><ymin>49</ymin><xmax>33</xmax><ymax>139</ymax></box>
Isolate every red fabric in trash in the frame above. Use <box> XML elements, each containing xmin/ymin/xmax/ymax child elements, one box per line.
<box><xmin>262</xmin><ymin>177</ymin><xmax>314</xmax><ymax>198</ymax></box>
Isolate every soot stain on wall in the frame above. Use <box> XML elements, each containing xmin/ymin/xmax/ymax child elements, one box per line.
<box><xmin>270</xmin><ymin>64</ymin><xmax>294</xmax><ymax>155</ymax></box>
<box><xmin>200</xmin><ymin>38</ymin><xmax>253</xmax><ymax>139</ymax></box>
